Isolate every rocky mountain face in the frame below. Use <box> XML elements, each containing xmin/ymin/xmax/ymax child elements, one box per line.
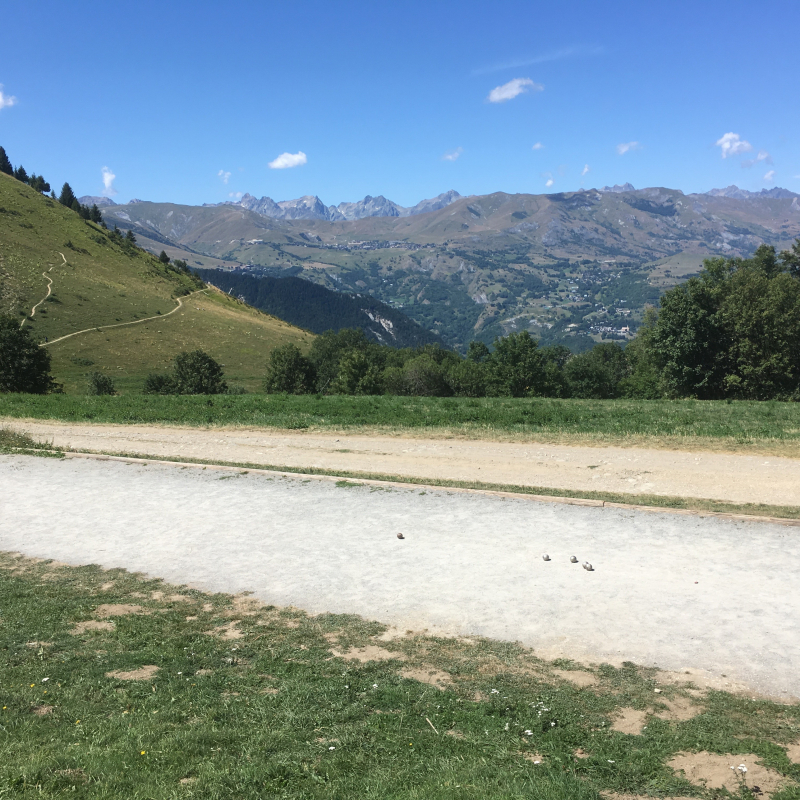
<box><xmin>229</xmin><ymin>190</ymin><xmax>462</xmax><ymax>222</ymax></box>
<box><xmin>599</xmin><ymin>183</ymin><xmax>636</xmax><ymax>193</ymax></box>
<box><xmin>78</xmin><ymin>195</ymin><xmax>117</xmax><ymax>207</ymax></box>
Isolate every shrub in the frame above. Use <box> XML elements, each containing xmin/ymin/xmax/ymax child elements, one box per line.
<box><xmin>87</xmin><ymin>371</ymin><xmax>116</xmax><ymax>396</ymax></box>
<box><xmin>172</xmin><ymin>350</ymin><xmax>228</xmax><ymax>395</ymax></box>
<box><xmin>143</xmin><ymin>373</ymin><xmax>177</xmax><ymax>395</ymax></box>
<box><xmin>264</xmin><ymin>344</ymin><xmax>316</xmax><ymax>394</ymax></box>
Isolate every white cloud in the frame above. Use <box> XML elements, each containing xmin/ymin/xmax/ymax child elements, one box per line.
<box><xmin>616</xmin><ymin>141</ymin><xmax>641</xmax><ymax>155</ymax></box>
<box><xmin>715</xmin><ymin>132</ymin><xmax>752</xmax><ymax>159</ymax></box>
<box><xmin>442</xmin><ymin>147</ymin><xmax>463</xmax><ymax>161</ymax></box>
<box><xmin>0</xmin><ymin>85</ymin><xmax>17</xmax><ymax>110</ymax></box>
<box><xmin>487</xmin><ymin>77</ymin><xmax>543</xmax><ymax>103</ymax></box>
<box><xmin>741</xmin><ymin>150</ymin><xmax>772</xmax><ymax>168</ymax></box>
<box><xmin>531</xmin><ymin>142</ymin><xmax>544</xmax><ymax>150</ymax></box>
<box><xmin>545</xmin><ymin>178</ymin><xmax>554</xmax><ymax>188</ymax></box>
<box><xmin>101</xmin><ymin>166</ymin><xmax>117</xmax><ymax>197</ymax></box>
<box><xmin>764</xmin><ymin>169</ymin><xmax>775</xmax><ymax>182</ymax></box>
<box><xmin>218</xmin><ymin>169</ymin><xmax>231</xmax><ymax>184</ymax></box>
<box><xmin>228</xmin><ymin>191</ymin><xmax>243</xmax><ymax>199</ymax></box>
<box><xmin>581</xmin><ymin>164</ymin><xmax>590</xmax><ymax>176</ymax></box>
<box><xmin>268</xmin><ymin>151</ymin><xmax>307</xmax><ymax>169</ymax></box>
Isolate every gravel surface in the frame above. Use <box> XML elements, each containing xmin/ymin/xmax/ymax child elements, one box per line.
<box><xmin>5</xmin><ymin>419</ymin><xmax>800</xmax><ymax>506</ymax></box>
<box><xmin>2</xmin><ymin>454</ymin><xmax>798</xmax><ymax>700</ymax></box>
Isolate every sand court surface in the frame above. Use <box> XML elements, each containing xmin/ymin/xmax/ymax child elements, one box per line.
<box><xmin>2</xmin><ymin>453</ymin><xmax>799</xmax><ymax>700</ymax></box>
<box><xmin>5</xmin><ymin>418</ymin><xmax>800</xmax><ymax>506</ymax></box>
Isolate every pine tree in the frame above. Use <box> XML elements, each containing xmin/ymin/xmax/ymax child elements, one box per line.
<box><xmin>89</xmin><ymin>204</ymin><xmax>102</xmax><ymax>223</ymax></box>
<box><xmin>14</xmin><ymin>165</ymin><xmax>28</xmax><ymax>183</ymax></box>
<box><xmin>0</xmin><ymin>146</ymin><xmax>12</xmax><ymax>176</ymax></box>
<box><xmin>58</xmin><ymin>182</ymin><xmax>77</xmax><ymax>207</ymax></box>
<box><xmin>125</xmin><ymin>229</ymin><xmax>136</xmax><ymax>244</ymax></box>
<box><xmin>159</xmin><ymin>250</ymin><xmax>170</xmax><ymax>264</ymax></box>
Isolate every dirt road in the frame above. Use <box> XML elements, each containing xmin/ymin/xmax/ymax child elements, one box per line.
<box><xmin>5</xmin><ymin>419</ymin><xmax>800</xmax><ymax>507</ymax></box>
<box><xmin>2</xmin><ymin>454</ymin><xmax>798</xmax><ymax>699</ymax></box>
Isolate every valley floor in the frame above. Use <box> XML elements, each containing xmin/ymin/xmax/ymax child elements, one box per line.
<box><xmin>1</xmin><ymin>453</ymin><xmax>798</xmax><ymax>701</ymax></box>
<box><xmin>4</xmin><ymin>418</ymin><xmax>800</xmax><ymax>510</ymax></box>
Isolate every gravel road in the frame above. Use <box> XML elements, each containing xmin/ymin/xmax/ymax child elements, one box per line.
<box><xmin>2</xmin><ymin>454</ymin><xmax>798</xmax><ymax>700</ymax></box>
<box><xmin>5</xmin><ymin>419</ymin><xmax>800</xmax><ymax>506</ymax></box>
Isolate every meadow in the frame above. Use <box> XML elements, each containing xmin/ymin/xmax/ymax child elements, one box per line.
<box><xmin>1</xmin><ymin>394</ymin><xmax>799</xmax><ymax>453</ymax></box>
<box><xmin>2</xmin><ymin>553</ymin><xmax>799</xmax><ymax>799</ymax></box>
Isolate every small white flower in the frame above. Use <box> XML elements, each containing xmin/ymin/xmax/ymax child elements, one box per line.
<box><xmin>738</xmin><ymin>765</ymin><xmax>747</xmax><ymax>773</ymax></box>
<box><xmin>372</xmin><ymin>684</ymin><xmax>378</xmax><ymax>689</ymax></box>
<box><xmin>524</xmin><ymin>730</ymin><xmax>533</xmax><ymax>736</ymax></box>
<box><xmin>329</xmin><ymin>746</ymin><xmax>335</xmax><ymax>750</ymax></box>
<box><xmin>41</xmin><ymin>678</ymin><xmax>49</xmax><ymax>683</ymax></box>
<box><xmin>533</xmin><ymin>759</ymin><xmax>541</xmax><ymax>765</ymax></box>
<box><xmin>491</xmin><ymin>689</ymin><xmax>499</xmax><ymax>694</ymax></box>
<box><xmin>504</xmin><ymin>723</ymin><xmax>509</xmax><ymax>731</ymax></box>
<box><xmin>345</xmin><ymin>685</ymin><xmax>349</xmax><ymax>689</ymax></box>
<box><xmin>654</xmin><ymin>688</ymin><xmax>661</xmax><ymax>693</ymax></box>
<box><xmin>551</xmin><ymin>721</ymin><xmax>556</xmax><ymax>726</ymax></box>
<box><xmin>608</xmin><ymin>760</ymin><xmax>615</xmax><ymax>764</ymax></box>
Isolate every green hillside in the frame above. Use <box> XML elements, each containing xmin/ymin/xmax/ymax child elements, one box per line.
<box><xmin>0</xmin><ymin>173</ymin><xmax>311</xmax><ymax>393</ymax></box>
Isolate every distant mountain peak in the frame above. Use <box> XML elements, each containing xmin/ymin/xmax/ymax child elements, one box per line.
<box><xmin>599</xmin><ymin>183</ymin><xmax>635</xmax><ymax>193</ymax></box>
<box><xmin>78</xmin><ymin>195</ymin><xmax>117</xmax><ymax>207</ymax></box>
<box><xmin>227</xmin><ymin>190</ymin><xmax>462</xmax><ymax>222</ymax></box>
<box><xmin>704</xmin><ymin>185</ymin><xmax>799</xmax><ymax>200</ymax></box>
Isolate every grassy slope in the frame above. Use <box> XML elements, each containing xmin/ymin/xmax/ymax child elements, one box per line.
<box><xmin>0</xmin><ymin>174</ymin><xmax>311</xmax><ymax>392</ymax></box>
<box><xmin>2</xmin><ymin>554</ymin><xmax>799</xmax><ymax>799</ymax></box>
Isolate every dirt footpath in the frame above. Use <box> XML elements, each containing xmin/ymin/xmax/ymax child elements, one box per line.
<box><xmin>2</xmin><ymin>454</ymin><xmax>799</xmax><ymax>700</ymax></box>
<box><xmin>5</xmin><ymin>418</ymin><xmax>800</xmax><ymax>507</ymax></box>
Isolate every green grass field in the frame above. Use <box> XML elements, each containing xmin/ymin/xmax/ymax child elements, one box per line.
<box><xmin>2</xmin><ymin>554</ymin><xmax>799</xmax><ymax>799</ymax></box>
<box><xmin>1</xmin><ymin>394</ymin><xmax>799</xmax><ymax>454</ymax></box>
<box><xmin>0</xmin><ymin>173</ymin><xmax>311</xmax><ymax>393</ymax></box>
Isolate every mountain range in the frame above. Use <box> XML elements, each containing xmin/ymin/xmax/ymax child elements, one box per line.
<box><xmin>96</xmin><ymin>184</ymin><xmax>800</xmax><ymax>352</ymax></box>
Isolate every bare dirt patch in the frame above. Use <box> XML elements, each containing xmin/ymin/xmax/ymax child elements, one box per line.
<box><xmin>70</xmin><ymin>620</ymin><xmax>115</xmax><ymax>634</ymax></box>
<box><xmin>206</xmin><ymin>621</ymin><xmax>243</xmax><ymax>640</ymax></box>
<box><xmin>602</xmin><ymin>795</ymin><xmax>700</xmax><ymax>800</ymax></box>
<box><xmin>31</xmin><ymin>704</ymin><xmax>53</xmax><ymax>715</ymax></box>
<box><xmin>654</xmin><ymin>668</ymin><xmax>748</xmax><ymax>695</ymax></box>
<box><xmin>445</xmin><ymin>729</ymin><xmax>465</xmax><ymax>739</ymax></box>
<box><xmin>786</xmin><ymin>741</ymin><xmax>800</xmax><ymax>764</ymax></box>
<box><xmin>332</xmin><ymin>645</ymin><xmax>406</xmax><ymax>663</ymax></box>
<box><xmin>400</xmin><ymin>666</ymin><xmax>452</xmax><ymax>688</ymax></box>
<box><xmin>376</xmin><ymin>627</ymin><xmax>413</xmax><ymax>642</ymax></box>
<box><xmin>654</xmin><ymin>695</ymin><xmax>701</xmax><ymax>722</ymax></box>
<box><xmin>521</xmin><ymin>753</ymin><xmax>545</xmax><ymax>764</ymax></box>
<box><xmin>151</xmin><ymin>591</ymin><xmax>190</xmax><ymax>602</ymax></box>
<box><xmin>94</xmin><ymin>603</ymin><xmax>147</xmax><ymax>618</ymax></box>
<box><xmin>26</xmin><ymin>640</ymin><xmax>53</xmax><ymax>649</ymax></box>
<box><xmin>611</xmin><ymin>708</ymin><xmax>649</xmax><ymax>735</ymax></box>
<box><xmin>553</xmin><ymin>668</ymin><xmax>597</xmax><ymax>687</ymax></box>
<box><xmin>100</xmin><ymin>581</ymin><xmax>115</xmax><ymax>591</ymax></box>
<box><xmin>668</xmin><ymin>751</ymin><xmax>792</xmax><ymax>798</ymax></box>
<box><xmin>574</xmin><ymin>749</ymin><xmax>590</xmax><ymax>759</ymax></box>
<box><xmin>106</xmin><ymin>665</ymin><xmax>160</xmax><ymax>681</ymax></box>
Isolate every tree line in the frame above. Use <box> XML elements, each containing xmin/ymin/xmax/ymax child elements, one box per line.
<box><xmin>261</xmin><ymin>243</ymin><xmax>800</xmax><ymax>401</ymax></box>
<box><xmin>2</xmin><ymin>243</ymin><xmax>799</xmax><ymax>400</ymax></box>
<box><xmin>1</xmin><ymin>144</ymin><xmax>103</xmax><ymax>223</ymax></box>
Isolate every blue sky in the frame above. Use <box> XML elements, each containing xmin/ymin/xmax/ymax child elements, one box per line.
<box><xmin>1</xmin><ymin>0</ymin><xmax>798</xmax><ymax>207</ymax></box>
